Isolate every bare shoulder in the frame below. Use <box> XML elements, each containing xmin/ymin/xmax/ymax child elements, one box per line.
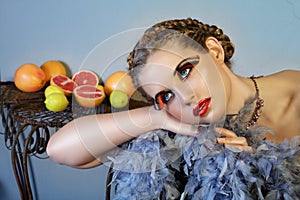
<box><xmin>269</xmin><ymin>70</ymin><xmax>300</xmax><ymax>88</ymax></box>
<box><xmin>268</xmin><ymin>69</ymin><xmax>300</xmax><ymax>123</ymax></box>
<box><xmin>273</xmin><ymin>69</ymin><xmax>300</xmax><ymax>79</ymax></box>
<box><xmin>282</xmin><ymin>70</ymin><xmax>300</xmax><ymax>92</ymax></box>
<box><xmin>276</xmin><ymin>70</ymin><xmax>300</xmax><ymax>114</ymax></box>
<box><xmin>265</xmin><ymin>69</ymin><xmax>300</xmax><ymax>106</ymax></box>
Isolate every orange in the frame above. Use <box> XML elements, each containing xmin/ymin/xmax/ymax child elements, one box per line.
<box><xmin>104</xmin><ymin>71</ymin><xmax>135</xmax><ymax>97</ymax></box>
<box><xmin>41</xmin><ymin>60</ymin><xmax>66</xmax><ymax>82</ymax></box>
<box><xmin>14</xmin><ymin>63</ymin><xmax>46</xmax><ymax>92</ymax></box>
<box><xmin>74</xmin><ymin>85</ymin><xmax>105</xmax><ymax>108</ymax></box>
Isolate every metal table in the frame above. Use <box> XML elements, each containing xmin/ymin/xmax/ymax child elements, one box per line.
<box><xmin>0</xmin><ymin>81</ymin><xmax>148</xmax><ymax>200</ymax></box>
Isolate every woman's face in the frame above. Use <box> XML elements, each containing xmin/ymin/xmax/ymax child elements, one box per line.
<box><xmin>138</xmin><ymin>43</ymin><xmax>228</xmax><ymax>125</ymax></box>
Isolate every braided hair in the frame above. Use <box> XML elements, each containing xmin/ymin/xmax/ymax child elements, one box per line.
<box><xmin>127</xmin><ymin>18</ymin><xmax>235</xmax><ymax>102</ymax></box>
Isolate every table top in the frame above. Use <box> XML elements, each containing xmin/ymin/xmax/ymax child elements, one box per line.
<box><xmin>0</xmin><ymin>81</ymin><xmax>149</xmax><ymax>128</ymax></box>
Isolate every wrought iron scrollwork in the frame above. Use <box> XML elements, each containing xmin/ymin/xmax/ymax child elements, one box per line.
<box><xmin>0</xmin><ymin>81</ymin><xmax>150</xmax><ymax>200</ymax></box>
<box><xmin>0</xmin><ymin>82</ymin><xmax>74</xmax><ymax>200</ymax></box>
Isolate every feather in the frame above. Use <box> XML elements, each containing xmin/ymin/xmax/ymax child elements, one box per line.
<box><xmin>108</xmin><ymin>98</ymin><xmax>300</xmax><ymax>199</ymax></box>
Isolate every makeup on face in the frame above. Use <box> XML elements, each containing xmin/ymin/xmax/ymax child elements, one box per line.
<box><xmin>154</xmin><ymin>90</ymin><xmax>174</xmax><ymax>110</ymax></box>
<box><xmin>154</xmin><ymin>55</ymin><xmax>203</xmax><ymax>111</ymax></box>
<box><xmin>141</xmin><ymin>47</ymin><xmax>227</xmax><ymax>124</ymax></box>
<box><xmin>173</xmin><ymin>55</ymin><xmax>200</xmax><ymax>80</ymax></box>
<box><xmin>193</xmin><ymin>97</ymin><xmax>211</xmax><ymax>117</ymax></box>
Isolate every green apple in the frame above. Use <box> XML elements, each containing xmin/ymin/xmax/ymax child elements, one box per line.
<box><xmin>109</xmin><ymin>90</ymin><xmax>129</xmax><ymax>108</ymax></box>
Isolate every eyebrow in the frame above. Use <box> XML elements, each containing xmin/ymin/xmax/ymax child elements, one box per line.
<box><xmin>173</xmin><ymin>55</ymin><xmax>200</xmax><ymax>76</ymax></box>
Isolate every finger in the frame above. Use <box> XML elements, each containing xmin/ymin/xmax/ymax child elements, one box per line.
<box><xmin>217</xmin><ymin>137</ymin><xmax>248</xmax><ymax>146</ymax></box>
<box><xmin>214</xmin><ymin>128</ymin><xmax>237</xmax><ymax>138</ymax></box>
<box><xmin>225</xmin><ymin>144</ymin><xmax>253</xmax><ymax>152</ymax></box>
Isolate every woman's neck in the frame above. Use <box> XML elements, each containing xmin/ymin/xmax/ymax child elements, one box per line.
<box><xmin>226</xmin><ymin>73</ymin><xmax>257</xmax><ymax>116</ymax></box>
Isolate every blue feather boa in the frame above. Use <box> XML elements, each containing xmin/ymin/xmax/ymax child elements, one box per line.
<box><xmin>107</xmin><ymin>99</ymin><xmax>300</xmax><ymax>199</ymax></box>
<box><xmin>108</xmin><ymin>129</ymin><xmax>299</xmax><ymax>199</ymax></box>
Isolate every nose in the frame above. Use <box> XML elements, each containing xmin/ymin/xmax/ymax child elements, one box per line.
<box><xmin>174</xmin><ymin>84</ymin><xmax>196</xmax><ymax>106</ymax></box>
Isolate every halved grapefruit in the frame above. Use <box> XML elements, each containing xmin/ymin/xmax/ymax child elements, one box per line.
<box><xmin>72</xmin><ymin>70</ymin><xmax>99</xmax><ymax>86</ymax></box>
<box><xmin>50</xmin><ymin>74</ymin><xmax>77</xmax><ymax>95</ymax></box>
<box><xmin>73</xmin><ymin>85</ymin><xmax>105</xmax><ymax>108</ymax></box>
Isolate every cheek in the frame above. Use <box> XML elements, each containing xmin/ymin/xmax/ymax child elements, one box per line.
<box><xmin>166</xmin><ymin>97</ymin><xmax>195</xmax><ymax>123</ymax></box>
<box><xmin>190</xmin><ymin>76</ymin><xmax>209</xmax><ymax>97</ymax></box>
<box><xmin>166</xmin><ymin>98</ymin><xmax>184</xmax><ymax>120</ymax></box>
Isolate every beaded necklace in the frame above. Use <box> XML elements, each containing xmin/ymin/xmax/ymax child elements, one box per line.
<box><xmin>246</xmin><ymin>76</ymin><xmax>264</xmax><ymax>129</ymax></box>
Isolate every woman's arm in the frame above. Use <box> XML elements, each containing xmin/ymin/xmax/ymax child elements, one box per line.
<box><xmin>47</xmin><ymin>104</ymin><xmax>253</xmax><ymax>168</ymax></box>
<box><xmin>46</xmin><ymin>106</ymin><xmax>199</xmax><ymax>168</ymax></box>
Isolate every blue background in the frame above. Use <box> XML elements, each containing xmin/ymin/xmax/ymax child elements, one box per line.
<box><xmin>1</xmin><ymin>0</ymin><xmax>300</xmax><ymax>199</ymax></box>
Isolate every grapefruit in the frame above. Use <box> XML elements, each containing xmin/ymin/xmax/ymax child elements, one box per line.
<box><xmin>104</xmin><ymin>71</ymin><xmax>135</xmax><ymax>96</ymax></box>
<box><xmin>41</xmin><ymin>60</ymin><xmax>67</xmax><ymax>82</ymax></box>
<box><xmin>73</xmin><ymin>85</ymin><xmax>105</xmax><ymax>108</ymax></box>
<box><xmin>50</xmin><ymin>74</ymin><xmax>77</xmax><ymax>95</ymax></box>
<box><xmin>14</xmin><ymin>63</ymin><xmax>46</xmax><ymax>92</ymax></box>
<box><xmin>72</xmin><ymin>70</ymin><xmax>99</xmax><ymax>86</ymax></box>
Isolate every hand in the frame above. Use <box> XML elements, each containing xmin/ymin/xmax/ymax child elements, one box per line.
<box><xmin>151</xmin><ymin>107</ymin><xmax>252</xmax><ymax>151</ymax></box>
<box><xmin>215</xmin><ymin>127</ymin><xmax>252</xmax><ymax>152</ymax></box>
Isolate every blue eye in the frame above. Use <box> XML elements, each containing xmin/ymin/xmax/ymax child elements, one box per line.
<box><xmin>163</xmin><ymin>92</ymin><xmax>173</xmax><ymax>102</ymax></box>
<box><xmin>155</xmin><ymin>90</ymin><xmax>174</xmax><ymax>109</ymax></box>
<box><xmin>176</xmin><ymin>56</ymin><xmax>199</xmax><ymax>80</ymax></box>
<box><xmin>178</xmin><ymin>64</ymin><xmax>192</xmax><ymax>80</ymax></box>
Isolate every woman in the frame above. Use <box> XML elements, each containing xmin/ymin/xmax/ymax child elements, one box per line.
<box><xmin>47</xmin><ymin>18</ymin><xmax>300</xmax><ymax>199</ymax></box>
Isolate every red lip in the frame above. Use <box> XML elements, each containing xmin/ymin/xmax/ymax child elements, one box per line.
<box><xmin>193</xmin><ymin>97</ymin><xmax>211</xmax><ymax>117</ymax></box>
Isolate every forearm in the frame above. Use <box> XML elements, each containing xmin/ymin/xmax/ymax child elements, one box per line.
<box><xmin>74</xmin><ymin>159</ymin><xmax>102</xmax><ymax>169</ymax></box>
<box><xmin>46</xmin><ymin>106</ymin><xmax>159</xmax><ymax>167</ymax></box>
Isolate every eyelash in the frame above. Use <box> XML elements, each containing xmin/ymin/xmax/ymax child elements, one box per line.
<box><xmin>177</xmin><ymin>60</ymin><xmax>198</xmax><ymax>80</ymax></box>
<box><xmin>155</xmin><ymin>90</ymin><xmax>174</xmax><ymax>109</ymax></box>
<box><xmin>154</xmin><ymin>56</ymin><xmax>199</xmax><ymax>109</ymax></box>
<box><xmin>177</xmin><ymin>63</ymin><xmax>193</xmax><ymax>80</ymax></box>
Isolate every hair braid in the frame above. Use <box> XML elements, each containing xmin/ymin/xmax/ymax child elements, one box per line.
<box><xmin>128</xmin><ymin>18</ymin><xmax>234</xmax><ymax>70</ymax></box>
<box><xmin>127</xmin><ymin>18</ymin><xmax>235</xmax><ymax>101</ymax></box>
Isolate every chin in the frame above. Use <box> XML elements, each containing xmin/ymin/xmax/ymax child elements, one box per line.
<box><xmin>178</xmin><ymin>114</ymin><xmax>213</xmax><ymax>125</ymax></box>
<box><xmin>193</xmin><ymin>111</ymin><xmax>225</xmax><ymax>125</ymax></box>
<box><xmin>207</xmin><ymin>110</ymin><xmax>226</xmax><ymax>124</ymax></box>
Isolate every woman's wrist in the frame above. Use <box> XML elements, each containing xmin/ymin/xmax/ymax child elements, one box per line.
<box><xmin>148</xmin><ymin>106</ymin><xmax>164</xmax><ymax>130</ymax></box>
<box><xmin>148</xmin><ymin>106</ymin><xmax>166</xmax><ymax>130</ymax></box>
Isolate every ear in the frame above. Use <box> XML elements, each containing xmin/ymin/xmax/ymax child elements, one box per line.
<box><xmin>205</xmin><ymin>37</ymin><xmax>225</xmax><ymax>64</ymax></box>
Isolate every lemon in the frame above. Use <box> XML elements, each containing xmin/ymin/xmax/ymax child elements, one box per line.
<box><xmin>96</xmin><ymin>85</ymin><xmax>106</xmax><ymax>96</ymax></box>
<box><xmin>44</xmin><ymin>93</ymin><xmax>69</xmax><ymax>112</ymax></box>
<box><xmin>44</xmin><ymin>85</ymin><xmax>64</xmax><ymax>97</ymax></box>
<box><xmin>96</xmin><ymin>85</ymin><xmax>105</xmax><ymax>92</ymax></box>
<box><xmin>109</xmin><ymin>90</ymin><xmax>128</xmax><ymax>108</ymax></box>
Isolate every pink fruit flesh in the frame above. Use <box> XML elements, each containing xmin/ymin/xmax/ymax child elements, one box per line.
<box><xmin>73</xmin><ymin>72</ymin><xmax>98</xmax><ymax>86</ymax></box>
<box><xmin>53</xmin><ymin>76</ymin><xmax>76</xmax><ymax>91</ymax></box>
<box><xmin>76</xmin><ymin>86</ymin><xmax>102</xmax><ymax>98</ymax></box>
